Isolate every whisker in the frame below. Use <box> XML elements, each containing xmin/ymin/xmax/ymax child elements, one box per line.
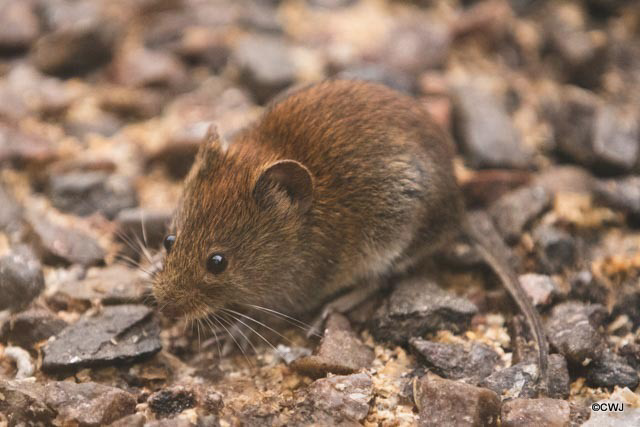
<box><xmin>218</xmin><ymin>312</ymin><xmax>259</xmax><ymax>356</ymax></box>
<box><xmin>214</xmin><ymin>314</ymin><xmax>252</xmax><ymax>367</ymax></box>
<box><xmin>243</xmin><ymin>304</ymin><xmax>321</xmax><ymax>338</ymax></box>
<box><xmin>223</xmin><ymin>308</ymin><xmax>292</xmax><ymax>345</ymax></box>
<box><xmin>202</xmin><ymin>315</ymin><xmax>222</xmax><ymax>359</ymax></box>
<box><xmin>221</xmin><ymin>309</ymin><xmax>280</xmax><ymax>354</ymax></box>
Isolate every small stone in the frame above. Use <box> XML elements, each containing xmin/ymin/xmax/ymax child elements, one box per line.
<box><xmin>532</xmin><ymin>225</ymin><xmax>576</xmax><ymax>273</ymax></box>
<box><xmin>99</xmin><ymin>86</ymin><xmax>164</xmax><ymax>119</ymax></box>
<box><xmin>518</xmin><ymin>273</ymin><xmax>559</xmax><ymax>307</ymax></box>
<box><xmin>31</xmin><ymin>0</ymin><xmax>116</xmax><ymax>76</ymax></box>
<box><xmin>489</xmin><ymin>186</ymin><xmax>551</xmax><ymax>243</ymax></box>
<box><xmin>479</xmin><ymin>354</ymin><xmax>570</xmax><ymax>400</ymax></box>
<box><xmin>619</xmin><ymin>342</ymin><xmax>640</xmax><ymax>370</ymax></box>
<box><xmin>29</xmin><ymin>216</ymin><xmax>105</xmax><ymax>266</ymax></box>
<box><xmin>0</xmin><ymin>64</ymin><xmax>76</xmax><ymax>118</ymax></box>
<box><xmin>146</xmin><ymin>122</ymin><xmax>207</xmax><ymax>178</ymax></box>
<box><xmin>1</xmin><ymin>308</ymin><xmax>67</xmax><ymax>349</ymax></box>
<box><xmin>44</xmin><ymin>381</ymin><xmax>136</xmax><ymax>426</ymax></box>
<box><xmin>545</xmin><ymin>3</ymin><xmax>608</xmax><ymax>88</ymax></box>
<box><xmin>148</xmin><ymin>386</ymin><xmax>197</xmax><ymax>419</ymax></box>
<box><xmin>461</xmin><ymin>169</ymin><xmax>531</xmax><ymax>207</ymax></box>
<box><xmin>546</xmin><ymin>302</ymin><xmax>607</xmax><ymax>364</ymax></box>
<box><xmin>594</xmin><ymin>176</ymin><xmax>640</xmax><ymax>219</ymax></box>
<box><xmin>453</xmin><ymin>82</ymin><xmax>532</xmax><ymax>169</ymax></box>
<box><xmin>371</xmin><ymin>277</ymin><xmax>478</xmax><ymax>344</ymax></box>
<box><xmin>42</xmin><ymin>304</ymin><xmax>162</xmax><ymax>372</ymax></box>
<box><xmin>0</xmin><ymin>184</ymin><xmax>24</xmax><ymax>237</ymax></box>
<box><xmin>292</xmin><ymin>313</ymin><xmax>374</xmax><ymax>377</ymax></box>
<box><xmin>116</xmin><ymin>208</ymin><xmax>172</xmax><ymax>250</ymax></box>
<box><xmin>586</xmin><ymin>351</ymin><xmax>639</xmax><ymax>390</ymax></box>
<box><xmin>275</xmin><ymin>344</ymin><xmax>312</xmax><ymax>365</ymax></box>
<box><xmin>109</xmin><ymin>414</ymin><xmax>147</xmax><ymax>427</ymax></box>
<box><xmin>410</xmin><ymin>339</ymin><xmax>501</xmax><ymax>384</ymax></box>
<box><xmin>306</xmin><ymin>372</ymin><xmax>373</xmax><ymax>423</ymax></box>
<box><xmin>0</xmin><ymin>379</ymin><xmax>55</xmax><ymax>426</ymax></box>
<box><xmin>382</xmin><ymin>17</ymin><xmax>450</xmax><ymax>76</ymax></box>
<box><xmin>0</xmin><ymin>246</ymin><xmax>45</xmax><ymax>312</ymax></box>
<box><xmin>47</xmin><ymin>265</ymin><xmax>150</xmax><ymax>308</ymax></box>
<box><xmin>48</xmin><ymin>171</ymin><xmax>138</xmax><ymax>219</ymax></box>
<box><xmin>591</xmin><ymin>105</ymin><xmax>639</xmax><ymax>173</ymax></box>
<box><xmin>0</xmin><ymin>124</ymin><xmax>58</xmax><ymax>167</ymax></box>
<box><xmin>501</xmin><ymin>398</ymin><xmax>571</xmax><ymax>427</ymax></box>
<box><xmin>177</xmin><ymin>27</ymin><xmax>230</xmax><ymax>71</ymax></box>
<box><xmin>112</xmin><ymin>45</ymin><xmax>187</xmax><ymax>88</ymax></box>
<box><xmin>234</xmin><ymin>34</ymin><xmax>296</xmax><ymax>104</ymax></box>
<box><xmin>414</xmin><ymin>373</ymin><xmax>501</xmax><ymax>427</ymax></box>
<box><xmin>0</xmin><ymin>0</ymin><xmax>40</xmax><ymax>51</ymax></box>
<box><xmin>568</xmin><ymin>270</ymin><xmax>608</xmax><ymax>305</ymax></box>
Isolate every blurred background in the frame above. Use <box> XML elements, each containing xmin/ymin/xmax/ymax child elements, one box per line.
<box><xmin>1</xmin><ymin>1</ymin><xmax>640</xmax><ymax>425</ymax></box>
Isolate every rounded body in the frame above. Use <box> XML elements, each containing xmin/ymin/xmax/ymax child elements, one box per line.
<box><xmin>153</xmin><ymin>80</ymin><xmax>464</xmax><ymax>319</ymax></box>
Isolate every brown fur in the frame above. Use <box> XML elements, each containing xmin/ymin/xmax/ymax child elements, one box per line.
<box><xmin>153</xmin><ymin>80</ymin><xmax>464</xmax><ymax>318</ymax></box>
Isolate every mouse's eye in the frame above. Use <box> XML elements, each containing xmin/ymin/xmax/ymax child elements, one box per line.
<box><xmin>163</xmin><ymin>235</ymin><xmax>176</xmax><ymax>253</ymax></box>
<box><xmin>206</xmin><ymin>253</ymin><xmax>227</xmax><ymax>274</ymax></box>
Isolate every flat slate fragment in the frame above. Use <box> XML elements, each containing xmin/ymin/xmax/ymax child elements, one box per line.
<box><xmin>371</xmin><ymin>277</ymin><xmax>478</xmax><ymax>344</ymax></box>
<box><xmin>42</xmin><ymin>304</ymin><xmax>161</xmax><ymax>372</ymax></box>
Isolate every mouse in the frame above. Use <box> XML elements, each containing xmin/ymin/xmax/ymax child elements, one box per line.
<box><xmin>151</xmin><ymin>79</ymin><xmax>548</xmax><ymax>393</ymax></box>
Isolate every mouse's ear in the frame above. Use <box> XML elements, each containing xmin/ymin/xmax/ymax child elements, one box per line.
<box><xmin>254</xmin><ymin>160</ymin><xmax>313</xmax><ymax>213</ymax></box>
<box><xmin>196</xmin><ymin>123</ymin><xmax>224</xmax><ymax>162</ymax></box>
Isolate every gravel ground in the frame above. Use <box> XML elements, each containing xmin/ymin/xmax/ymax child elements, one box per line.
<box><xmin>1</xmin><ymin>0</ymin><xmax>639</xmax><ymax>425</ymax></box>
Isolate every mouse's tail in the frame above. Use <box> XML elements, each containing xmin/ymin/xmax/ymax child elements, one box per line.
<box><xmin>464</xmin><ymin>210</ymin><xmax>549</xmax><ymax>396</ymax></box>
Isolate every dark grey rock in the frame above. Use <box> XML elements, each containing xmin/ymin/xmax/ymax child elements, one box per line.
<box><xmin>29</xmin><ymin>216</ymin><xmax>105</xmax><ymax>266</ymax></box>
<box><xmin>0</xmin><ymin>0</ymin><xmax>40</xmax><ymax>51</ymax></box>
<box><xmin>546</xmin><ymin>302</ymin><xmax>607</xmax><ymax>364</ymax></box>
<box><xmin>518</xmin><ymin>273</ymin><xmax>559</xmax><ymax>307</ymax></box>
<box><xmin>42</xmin><ymin>304</ymin><xmax>161</xmax><ymax>372</ymax></box>
<box><xmin>620</xmin><ymin>342</ymin><xmax>640</xmax><ymax>370</ymax></box>
<box><xmin>148</xmin><ymin>386</ymin><xmax>197</xmax><ymax>419</ymax></box>
<box><xmin>1</xmin><ymin>308</ymin><xmax>67</xmax><ymax>349</ymax></box>
<box><xmin>568</xmin><ymin>270</ymin><xmax>608</xmax><ymax>305</ymax></box>
<box><xmin>453</xmin><ymin>83</ymin><xmax>532</xmax><ymax>169</ymax></box>
<box><xmin>44</xmin><ymin>381</ymin><xmax>136</xmax><ymax>426</ymax></box>
<box><xmin>0</xmin><ymin>379</ymin><xmax>55</xmax><ymax>426</ymax></box>
<box><xmin>479</xmin><ymin>354</ymin><xmax>570</xmax><ymax>400</ymax></box>
<box><xmin>0</xmin><ymin>246</ymin><xmax>45</xmax><ymax>312</ymax></box>
<box><xmin>48</xmin><ymin>171</ymin><xmax>138</xmax><ymax>219</ymax></box>
<box><xmin>234</xmin><ymin>34</ymin><xmax>296</xmax><ymax>104</ymax></box>
<box><xmin>489</xmin><ymin>186</ymin><xmax>551</xmax><ymax>243</ymax></box>
<box><xmin>31</xmin><ymin>0</ymin><xmax>116</xmax><ymax>76</ymax></box>
<box><xmin>594</xmin><ymin>176</ymin><xmax>640</xmax><ymax>219</ymax></box>
<box><xmin>292</xmin><ymin>313</ymin><xmax>374</xmax><ymax>378</ymax></box>
<box><xmin>553</xmin><ymin>87</ymin><xmax>640</xmax><ymax>174</ymax></box>
<box><xmin>370</xmin><ymin>277</ymin><xmax>478</xmax><ymax>344</ymax></box>
<box><xmin>532</xmin><ymin>224</ymin><xmax>576</xmax><ymax>273</ymax></box>
<box><xmin>409</xmin><ymin>339</ymin><xmax>501</xmax><ymax>384</ymax></box>
<box><xmin>415</xmin><ymin>373</ymin><xmax>501</xmax><ymax>427</ymax></box>
<box><xmin>306</xmin><ymin>372</ymin><xmax>373</xmax><ymax>423</ymax></box>
<box><xmin>501</xmin><ymin>398</ymin><xmax>571</xmax><ymax>427</ymax></box>
<box><xmin>586</xmin><ymin>351</ymin><xmax>639</xmax><ymax>390</ymax></box>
